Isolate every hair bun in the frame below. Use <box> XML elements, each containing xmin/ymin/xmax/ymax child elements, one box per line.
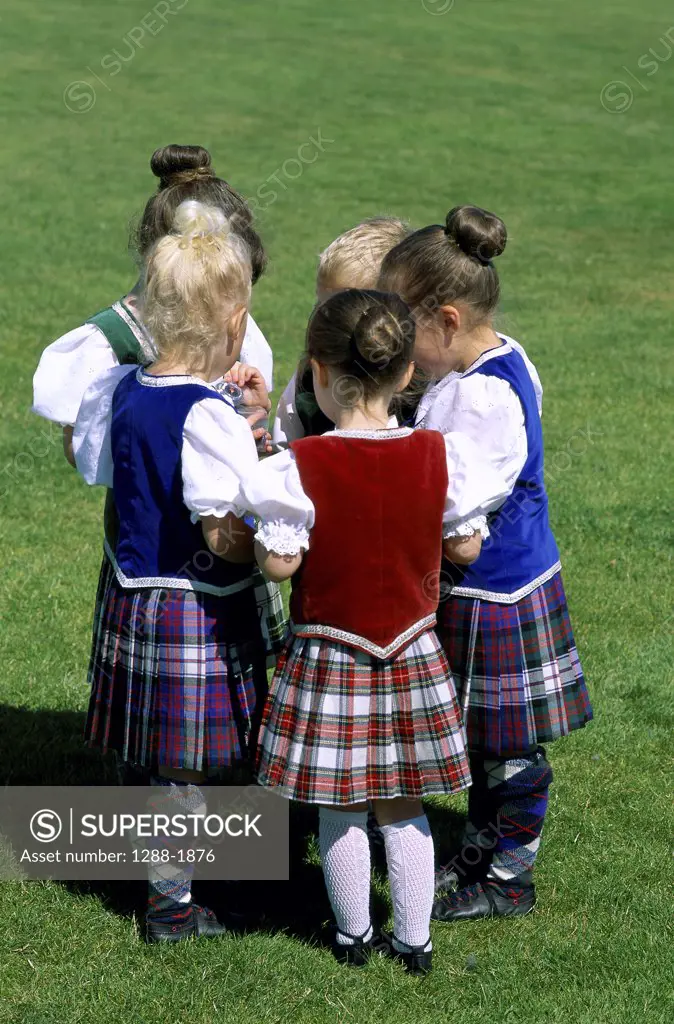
<box><xmin>172</xmin><ymin>199</ymin><xmax>229</xmax><ymax>240</ymax></box>
<box><xmin>351</xmin><ymin>299</ymin><xmax>412</xmax><ymax>369</ymax></box>
<box><xmin>151</xmin><ymin>145</ymin><xmax>214</xmax><ymax>189</ymax></box>
<box><xmin>445</xmin><ymin>205</ymin><xmax>507</xmax><ymax>265</ymax></box>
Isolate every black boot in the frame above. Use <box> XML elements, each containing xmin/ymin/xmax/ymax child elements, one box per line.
<box><xmin>145</xmin><ymin>904</ymin><xmax>230</xmax><ymax>943</ymax></box>
<box><xmin>375</xmin><ymin>932</ymin><xmax>432</xmax><ymax>976</ymax></box>
<box><xmin>332</xmin><ymin>927</ymin><xmax>379</xmax><ymax>967</ymax></box>
<box><xmin>432</xmin><ymin>877</ymin><xmax>536</xmax><ymax>923</ymax></box>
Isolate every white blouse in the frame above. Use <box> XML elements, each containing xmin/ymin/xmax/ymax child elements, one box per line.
<box><xmin>73</xmin><ymin>367</ymin><xmax>259</xmax><ymax>520</ymax></box>
<box><xmin>242</xmin><ymin>427</ymin><xmax>511</xmax><ymax>557</ymax></box>
<box><xmin>414</xmin><ymin>335</ymin><xmax>542</xmax><ymax>496</ymax></box>
<box><xmin>272</xmin><ymin>371</ymin><xmax>303</xmax><ymax>444</ymax></box>
<box><xmin>32</xmin><ymin>310</ymin><xmax>273</xmax><ymax>427</ymax></box>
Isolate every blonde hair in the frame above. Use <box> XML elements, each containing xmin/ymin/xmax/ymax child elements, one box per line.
<box><xmin>317</xmin><ymin>216</ymin><xmax>410</xmax><ymax>293</ymax></box>
<box><xmin>142</xmin><ymin>199</ymin><xmax>252</xmax><ymax>368</ymax></box>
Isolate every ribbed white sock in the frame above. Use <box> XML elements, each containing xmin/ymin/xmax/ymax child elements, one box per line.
<box><xmin>318</xmin><ymin>807</ymin><xmax>373</xmax><ymax>946</ymax></box>
<box><xmin>380</xmin><ymin>815</ymin><xmax>434</xmax><ymax>952</ymax></box>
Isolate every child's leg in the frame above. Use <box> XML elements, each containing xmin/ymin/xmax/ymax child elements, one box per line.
<box><xmin>432</xmin><ymin>748</ymin><xmax>552</xmax><ymax>921</ymax></box>
<box><xmin>318</xmin><ymin>803</ymin><xmax>373</xmax><ymax>946</ymax></box>
<box><xmin>483</xmin><ymin>747</ymin><xmax>553</xmax><ymax>884</ymax></box>
<box><xmin>146</xmin><ymin>768</ymin><xmax>206</xmax><ymax>929</ymax></box>
<box><xmin>372</xmin><ymin>797</ymin><xmax>434</xmax><ymax>953</ymax></box>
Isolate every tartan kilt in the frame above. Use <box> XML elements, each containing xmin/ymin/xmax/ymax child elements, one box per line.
<box><xmin>437</xmin><ymin>571</ymin><xmax>592</xmax><ymax>758</ymax></box>
<box><xmin>255</xmin><ymin>628</ymin><xmax>471</xmax><ymax>806</ymax></box>
<box><xmin>251</xmin><ymin>568</ymin><xmax>288</xmax><ymax>665</ymax></box>
<box><xmin>86</xmin><ymin>550</ymin><xmax>116</xmax><ymax>691</ymax></box>
<box><xmin>86</xmin><ymin>576</ymin><xmax>268</xmax><ymax>772</ymax></box>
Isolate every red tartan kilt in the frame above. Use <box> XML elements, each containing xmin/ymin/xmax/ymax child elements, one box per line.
<box><xmin>255</xmin><ymin>629</ymin><xmax>471</xmax><ymax>806</ymax></box>
<box><xmin>437</xmin><ymin>571</ymin><xmax>592</xmax><ymax>757</ymax></box>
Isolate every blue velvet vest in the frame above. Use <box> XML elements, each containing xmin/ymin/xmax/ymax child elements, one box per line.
<box><xmin>451</xmin><ymin>348</ymin><xmax>560</xmax><ymax>602</ymax></box>
<box><xmin>110</xmin><ymin>370</ymin><xmax>253</xmax><ymax>594</ymax></box>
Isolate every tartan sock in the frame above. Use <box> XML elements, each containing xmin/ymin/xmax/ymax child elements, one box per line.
<box><xmin>146</xmin><ymin>774</ymin><xmax>206</xmax><ymax>922</ymax></box>
<box><xmin>481</xmin><ymin>747</ymin><xmax>553</xmax><ymax>883</ymax></box>
<box><xmin>380</xmin><ymin>815</ymin><xmax>434</xmax><ymax>953</ymax></box>
<box><xmin>318</xmin><ymin>808</ymin><xmax>373</xmax><ymax>946</ymax></box>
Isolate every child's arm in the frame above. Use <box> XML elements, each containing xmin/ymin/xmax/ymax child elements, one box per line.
<box><xmin>443</xmin><ymin>531</ymin><xmax>482</xmax><ymax>565</ymax></box>
<box><xmin>240</xmin><ymin>449</ymin><xmax>314</xmax><ymax>579</ymax></box>
<box><xmin>201</xmin><ymin>513</ymin><xmax>255</xmax><ymax>563</ymax></box>
<box><xmin>254</xmin><ymin>542</ymin><xmax>303</xmax><ymax>581</ymax></box>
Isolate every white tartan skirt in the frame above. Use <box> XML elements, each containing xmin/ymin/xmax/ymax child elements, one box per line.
<box><xmin>255</xmin><ymin>628</ymin><xmax>471</xmax><ymax>806</ymax></box>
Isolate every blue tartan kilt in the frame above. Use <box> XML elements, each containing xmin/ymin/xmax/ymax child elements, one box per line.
<box><xmin>85</xmin><ymin>565</ymin><xmax>268</xmax><ymax>773</ymax></box>
<box><xmin>437</xmin><ymin>571</ymin><xmax>592</xmax><ymax>758</ymax></box>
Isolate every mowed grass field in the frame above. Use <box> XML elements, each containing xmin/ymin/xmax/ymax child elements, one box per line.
<box><xmin>0</xmin><ymin>0</ymin><xmax>673</xmax><ymax>1021</ymax></box>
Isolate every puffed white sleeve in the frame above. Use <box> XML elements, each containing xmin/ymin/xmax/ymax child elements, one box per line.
<box><xmin>182</xmin><ymin>398</ymin><xmax>259</xmax><ymax>520</ymax></box>
<box><xmin>272</xmin><ymin>371</ymin><xmax>306</xmax><ymax>445</ymax></box>
<box><xmin>442</xmin><ymin>432</ymin><xmax>513</xmax><ymax>539</ymax></box>
<box><xmin>239</xmin><ymin>314</ymin><xmax>274</xmax><ymax>393</ymax></box>
<box><xmin>240</xmin><ymin>449</ymin><xmax>314</xmax><ymax>556</ymax></box>
<box><xmin>431</xmin><ymin>374</ymin><xmax>529</xmax><ymax>500</ymax></box>
<box><xmin>32</xmin><ymin>324</ymin><xmax>120</xmax><ymax>426</ymax></box>
<box><xmin>72</xmin><ymin>365</ymin><xmax>136</xmax><ymax>486</ymax></box>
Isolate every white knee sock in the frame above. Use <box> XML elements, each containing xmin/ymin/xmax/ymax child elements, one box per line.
<box><xmin>380</xmin><ymin>815</ymin><xmax>434</xmax><ymax>952</ymax></box>
<box><xmin>318</xmin><ymin>807</ymin><xmax>373</xmax><ymax>946</ymax></box>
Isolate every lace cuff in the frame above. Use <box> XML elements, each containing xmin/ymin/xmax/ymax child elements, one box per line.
<box><xmin>255</xmin><ymin>520</ymin><xmax>311</xmax><ymax>556</ymax></box>
<box><xmin>443</xmin><ymin>515</ymin><xmax>489</xmax><ymax>540</ymax></box>
<box><xmin>189</xmin><ymin>505</ymin><xmax>247</xmax><ymax>524</ymax></box>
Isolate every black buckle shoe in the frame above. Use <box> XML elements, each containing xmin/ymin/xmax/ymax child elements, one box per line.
<box><xmin>145</xmin><ymin>904</ymin><xmax>230</xmax><ymax>944</ymax></box>
<box><xmin>432</xmin><ymin>879</ymin><xmax>536</xmax><ymax>923</ymax></box>
<box><xmin>332</xmin><ymin>927</ymin><xmax>378</xmax><ymax>967</ymax></box>
<box><xmin>375</xmin><ymin>931</ymin><xmax>432</xmax><ymax>976</ymax></box>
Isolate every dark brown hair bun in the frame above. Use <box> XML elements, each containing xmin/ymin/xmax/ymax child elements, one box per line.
<box><xmin>445</xmin><ymin>205</ymin><xmax>507</xmax><ymax>265</ymax></box>
<box><xmin>351</xmin><ymin>303</ymin><xmax>412</xmax><ymax>370</ymax></box>
<box><xmin>150</xmin><ymin>145</ymin><xmax>214</xmax><ymax>190</ymax></box>
<box><xmin>134</xmin><ymin>145</ymin><xmax>267</xmax><ymax>283</ymax></box>
<box><xmin>307</xmin><ymin>289</ymin><xmax>414</xmax><ymax>404</ymax></box>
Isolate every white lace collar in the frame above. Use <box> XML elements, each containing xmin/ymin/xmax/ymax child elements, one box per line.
<box><xmin>137</xmin><ymin>368</ymin><xmax>220</xmax><ymax>391</ymax></box>
<box><xmin>329</xmin><ymin>426</ymin><xmax>413</xmax><ymax>440</ymax></box>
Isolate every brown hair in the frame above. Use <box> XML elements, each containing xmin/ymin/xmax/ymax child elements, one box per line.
<box><xmin>378</xmin><ymin>205</ymin><xmax>507</xmax><ymax>325</ymax></box>
<box><xmin>306</xmin><ymin>289</ymin><xmax>414</xmax><ymax>404</ymax></box>
<box><xmin>133</xmin><ymin>145</ymin><xmax>267</xmax><ymax>284</ymax></box>
<box><xmin>317</xmin><ymin>217</ymin><xmax>410</xmax><ymax>293</ymax></box>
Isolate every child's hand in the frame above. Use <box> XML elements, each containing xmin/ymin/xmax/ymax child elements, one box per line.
<box><xmin>442</xmin><ymin>530</ymin><xmax>483</xmax><ymax>565</ymax></box>
<box><xmin>225</xmin><ymin>363</ymin><xmax>271</xmax><ymax>413</ymax></box>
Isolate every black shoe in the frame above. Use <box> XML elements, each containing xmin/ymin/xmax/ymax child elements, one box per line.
<box><xmin>375</xmin><ymin>931</ymin><xmax>432</xmax><ymax>976</ymax></box>
<box><xmin>432</xmin><ymin>878</ymin><xmax>536</xmax><ymax>923</ymax></box>
<box><xmin>435</xmin><ymin>863</ymin><xmax>460</xmax><ymax>893</ymax></box>
<box><xmin>145</xmin><ymin>904</ymin><xmax>230</xmax><ymax>943</ymax></box>
<box><xmin>332</xmin><ymin>927</ymin><xmax>379</xmax><ymax>967</ymax></box>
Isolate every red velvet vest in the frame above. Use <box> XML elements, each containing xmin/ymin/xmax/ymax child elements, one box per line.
<box><xmin>289</xmin><ymin>429</ymin><xmax>448</xmax><ymax>658</ymax></box>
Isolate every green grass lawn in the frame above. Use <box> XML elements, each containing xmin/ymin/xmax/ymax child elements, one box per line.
<box><xmin>1</xmin><ymin>0</ymin><xmax>673</xmax><ymax>1020</ymax></box>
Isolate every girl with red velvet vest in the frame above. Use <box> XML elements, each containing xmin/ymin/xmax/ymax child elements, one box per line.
<box><xmin>243</xmin><ymin>290</ymin><xmax>509</xmax><ymax>976</ymax></box>
<box><xmin>380</xmin><ymin>205</ymin><xmax>593</xmax><ymax>924</ymax></box>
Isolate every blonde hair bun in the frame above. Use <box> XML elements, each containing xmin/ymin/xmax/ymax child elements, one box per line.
<box><xmin>172</xmin><ymin>199</ymin><xmax>230</xmax><ymax>240</ymax></box>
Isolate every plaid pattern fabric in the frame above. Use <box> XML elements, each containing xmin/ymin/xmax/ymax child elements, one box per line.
<box><xmin>252</xmin><ymin>568</ymin><xmax>288</xmax><ymax>664</ymax></box>
<box><xmin>86</xmin><ymin>578</ymin><xmax>268</xmax><ymax>772</ymax></box>
<box><xmin>437</xmin><ymin>572</ymin><xmax>592</xmax><ymax>757</ymax></box>
<box><xmin>86</xmin><ymin>551</ymin><xmax>116</xmax><ymax>690</ymax></box>
<box><xmin>256</xmin><ymin>628</ymin><xmax>471</xmax><ymax>805</ymax></box>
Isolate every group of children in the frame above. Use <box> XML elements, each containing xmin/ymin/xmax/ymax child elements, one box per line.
<box><xmin>32</xmin><ymin>144</ymin><xmax>592</xmax><ymax>976</ymax></box>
